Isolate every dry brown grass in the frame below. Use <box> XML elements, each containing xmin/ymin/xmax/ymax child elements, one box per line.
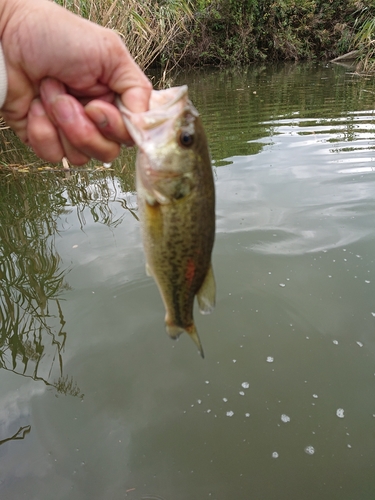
<box><xmin>56</xmin><ymin>0</ymin><xmax>193</xmax><ymax>70</ymax></box>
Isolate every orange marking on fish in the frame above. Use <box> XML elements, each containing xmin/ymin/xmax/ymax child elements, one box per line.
<box><xmin>185</xmin><ymin>258</ymin><xmax>196</xmax><ymax>286</ymax></box>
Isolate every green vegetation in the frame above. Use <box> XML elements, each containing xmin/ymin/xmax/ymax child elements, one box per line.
<box><xmin>353</xmin><ymin>5</ymin><xmax>375</xmax><ymax>72</ymax></box>
<box><xmin>55</xmin><ymin>1</ymin><xmax>375</xmax><ymax>69</ymax></box>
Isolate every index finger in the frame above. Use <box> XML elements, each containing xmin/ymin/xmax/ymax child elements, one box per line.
<box><xmin>104</xmin><ymin>37</ymin><xmax>152</xmax><ymax>113</ymax></box>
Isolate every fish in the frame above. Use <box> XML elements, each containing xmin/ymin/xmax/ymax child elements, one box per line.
<box><xmin>118</xmin><ymin>85</ymin><xmax>215</xmax><ymax>357</ymax></box>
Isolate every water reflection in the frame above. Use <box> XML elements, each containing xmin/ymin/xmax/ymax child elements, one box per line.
<box><xmin>0</xmin><ymin>425</ymin><xmax>31</xmax><ymax>446</ymax></box>
<box><xmin>0</xmin><ymin>168</ymin><xmax>136</xmax><ymax>397</ymax></box>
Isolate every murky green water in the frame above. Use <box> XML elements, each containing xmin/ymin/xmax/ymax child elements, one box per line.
<box><xmin>1</xmin><ymin>63</ymin><xmax>375</xmax><ymax>499</ymax></box>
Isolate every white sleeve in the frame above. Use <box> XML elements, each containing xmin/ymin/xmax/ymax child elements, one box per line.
<box><xmin>0</xmin><ymin>42</ymin><xmax>8</xmax><ymax>109</ymax></box>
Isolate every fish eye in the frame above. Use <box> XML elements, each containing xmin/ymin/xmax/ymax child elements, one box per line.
<box><xmin>179</xmin><ymin>130</ymin><xmax>194</xmax><ymax>148</ymax></box>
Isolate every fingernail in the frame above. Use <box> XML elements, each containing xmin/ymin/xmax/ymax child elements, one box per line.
<box><xmin>30</xmin><ymin>99</ymin><xmax>46</xmax><ymax>117</ymax></box>
<box><xmin>53</xmin><ymin>95</ymin><xmax>75</xmax><ymax>123</ymax></box>
<box><xmin>40</xmin><ymin>78</ymin><xmax>66</xmax><ymax>104</ymax></box>
<box><xmin>85</xmin><ymin>105</ymin><xmax>108</xmax><ymax>128</ymax></box>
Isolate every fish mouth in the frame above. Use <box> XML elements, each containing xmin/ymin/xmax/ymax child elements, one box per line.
<box><xmin>117</xmin><ymin>85</ymin><xmax>198</xmax><ymax>147</ymax></box>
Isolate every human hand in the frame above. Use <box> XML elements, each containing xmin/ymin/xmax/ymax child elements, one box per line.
<box><xmin>0</xmin><ymin>0</ymin><xmax>152</xmax><ymax>165</ymax></box>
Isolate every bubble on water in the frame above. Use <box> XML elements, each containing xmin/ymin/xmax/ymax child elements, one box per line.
<box><xmin>245</xmin><ymin>413</ymin><xmax>250</xmax><ymax>417</ymax></box>
<box><xmin>365</xmin><ymin>280</ymin><xmax>371</xmax><ymax>284</ymax></box>
<box><xmin>197</xmin><ymin>400</ymin><xmax>202</xmax><ymax>405</ymax></box>
<box><xmin>241</xmin><ymin>382</ymin><xmax>250</xmax><ymax>389</ymax></box>
<box><xmin>266</xmin><ymin>356</ymin><xmax>274</xmax><ymax>363</ymax></box>
<box><xmin>356</xmin><ymin>341</ymin><xmax>363</xmax><ymax>347</ymax></box>
<box><xmin>328</xmin><ymin>275</ymin><xmax>332</xmax><ymax>278</ymax></box>
<box><xmin>333</xmin><ymin>340</ymin><xmax>339</xmax><ymax>345</ymax></box>
<box><xmin>279</xmin><ymin>283</ymin><xmax>286</xmax><ymax>288</ymax></box>
<box><xmin>223</xmin><ymin>398</ymin><xmax>228</xmax><ymax>403</ymax></box>
<box><xmin>206</xmin><ymin>409</ymin><xmax>211</xmax><ymax>414</ymax></box>
<box><xmin>304</xmin><ymin>446</ymin><xmax>315</xmax><ymax>455</ymax></box>
<box><xmin>347</xmin><ymin>444</ymin><xmax>352</xmax><ymax>449</ymax></box>
<box><xmin>233</xmin><ymin>359</ymin><xmax>237</xmax><ymax>363</ymax></box>
<box><xmin>239</xmin><ymin>391</ymin><xmax>245</xmax><ymax>396</ymax></box>
<box><xmin>281</xmin><ymin>414</ymin><xmax>290</xmax><ymax>423</ymax></box>
<box><xmin>205</xmin><ymin>380</ymin><xmax>210</xmax><ymax>384</ymax></box>
<box><xmin>272</xmin><ymin>452</ymin><xmax>279</xmax><ymax>458</ymax></box>
<box><xmin>371</xmin><ymin>313</ymin><xmax>375</xmax><ymax>317</ymax></box>
<box><xmin>226</xmin><ymin>411</ymin><xmax>234</xmax><ymax>417</ymax></box>
<box><xmin>312</xmin><ymin>394</ymin><xmax>318</xmax><ymax>398</ymax></box>
<box><xmin>336</xmin><ymin>408</ymin><xmax>345</xmax><ymax>418</ymax></box>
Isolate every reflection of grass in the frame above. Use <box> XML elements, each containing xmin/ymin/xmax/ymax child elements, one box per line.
<box><xmin>0</xmin><ymin>425</ymin><xmax>31</xmax><ymax>446</ymax></box>
<box><xmin>0</xmin><ymin>165</ymin><xmax>136</xmax><ymax>396</ymax></box>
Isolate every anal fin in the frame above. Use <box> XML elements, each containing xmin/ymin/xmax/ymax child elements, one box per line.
<box><xmin>145</xmin><ymin>262</ymin><xmax>153</xmax><ymax>277</ymax></box>
<box><xmin>197</xmin><ymin>263</ymin><xmax>216</xmax><ymax>315</ymax></box>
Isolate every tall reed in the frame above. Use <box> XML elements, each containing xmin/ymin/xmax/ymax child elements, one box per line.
<box><xmin>56</xmin><ymin>0</ymin><xmax>193</xmax><ymax>70</ymax></box>
<box><xmin>353</xmin><ymin>6</ymin><xmax>375</xmax><ymax>73</ymax></box>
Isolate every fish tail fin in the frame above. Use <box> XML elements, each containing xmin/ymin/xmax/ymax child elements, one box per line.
<box><xmin>166</xmin><ymin>321</ymin><xmax>205</xmax><ymax>359</ymax></box>
<box><xmin>185</xmin><ymin>324</ymin><xmax>205</xmax><ymax>359</ymax></box>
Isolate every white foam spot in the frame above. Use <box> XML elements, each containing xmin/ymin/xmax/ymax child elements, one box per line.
<box><xmin>241</xmin><ymin>382</ymin><xmax>250</xmax><ymax>389</ymax></box>
<box><xmin>279</xmin><ymin>283</ymin><xmax>286</xmax><ymax>287</ymax></box>
<box><xmin>356</xmin><ymin>341</ymin><xmax>363</xmax><ymax>347</ymax></box>
<box><xmin>223</xmin><ymin>398</ymin><xmax>228</xmax><ymax>403</ymax></box>
<box><xmin>245</xmin><ymin>413</ymin><xmax>250</xmax><ymax>417</ymax></box>
<box><xmin>336</xmin><ymin>408</ymin><xmax>345</xmax><ymax>418</ymax></box>
<box><xmin>266</xmin><ymin>356</ymin><xmax>274</xmax><ymax>363</ymax></box>
<box><xmin>333</xmin><ymin>340</ymin><xmax>339</xmax><ymax>345</ymax></box>
<box><xmin>312</xmin><ymin>394</ymin><xmax>318</xmax><ymax>398</ymax></box>
<box><xmin>281</xmin><ymin>414</ymin><xmax>290</xmax><ymax>423</ymax></box>
<box><xmin>239</xmin><ymin>391</ymin><xmax>245</xmax><ymax>396</ymax></box>
<box><xmin>226</xmin><ymin>411</ymin><xmax>234</xmax><ymax>417</ymax></box>
<box><xmin>304</xmin><ymin>446</ymin><xmax>315</xmax><ymax>455</ymax></box>
<box><xmin>272</xmin><ymin>452</ymin><xmax>279</xmax><ymax>458</ymax></box>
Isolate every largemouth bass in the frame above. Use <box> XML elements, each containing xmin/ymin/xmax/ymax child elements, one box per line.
<box><xmin>118</xmin><ymin>86</ymin><xmax>215</xmax><ymax>357</ymax></box>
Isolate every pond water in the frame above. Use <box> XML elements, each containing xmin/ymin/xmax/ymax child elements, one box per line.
<box><xmin>1</xmin><ymin>63</ymin><xmax>375</xmax><ymax>499</ymax></box>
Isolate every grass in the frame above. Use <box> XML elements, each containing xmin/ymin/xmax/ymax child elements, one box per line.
<box><xmin>56</xmin><ymin>0</ymin><xmax>193</xmax><ymax>71</ymax></box>
<box><xmin>352</xmin><ymin>6</ymin><xmax>375</xmax><ymax>73</ymax></box>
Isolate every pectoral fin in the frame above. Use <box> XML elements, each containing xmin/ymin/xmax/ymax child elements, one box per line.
<box><xmin>197</xmin><ymin>263</ymin><xmax>216</xmax><ymax>315</ymax></box>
